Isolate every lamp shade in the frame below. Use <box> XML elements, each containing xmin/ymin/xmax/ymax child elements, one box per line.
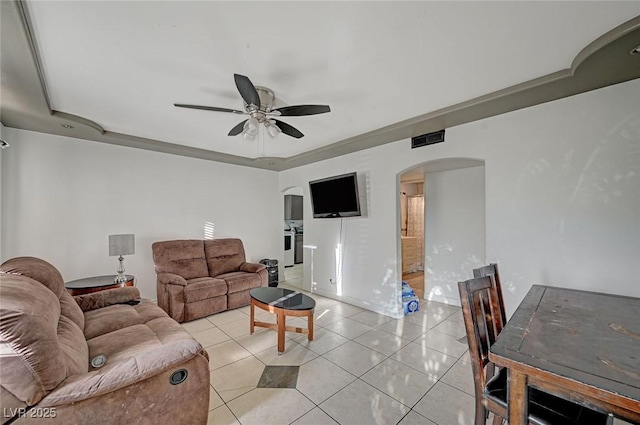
<box><xmin>109</xmin><ymin>234</ymin><xmax>135</xmax><ymax>256</ymax></box>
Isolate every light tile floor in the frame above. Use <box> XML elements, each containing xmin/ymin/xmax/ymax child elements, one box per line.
<box><xmin>182</xmin><ymin>264</ymin><xmax>628</xmax><ymax>425</ymax></box>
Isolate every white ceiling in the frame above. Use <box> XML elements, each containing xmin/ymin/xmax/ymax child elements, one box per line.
<box><xmin>9</xmin><ymin>2</ymin><xmax>640</xmax><ymax>161</ymax></box>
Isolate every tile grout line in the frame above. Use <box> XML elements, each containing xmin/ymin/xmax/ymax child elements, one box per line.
<box><xmin>198</xmin><ymin>290</ymin><xmax>471</xmax><ymax>425</ymax></box>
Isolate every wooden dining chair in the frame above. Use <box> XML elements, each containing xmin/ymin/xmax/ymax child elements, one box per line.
<box><xmin>473</xmin><ymin>263</ymin><xmax>506</xmax><ymax>324</ymax></box>
<box><xmin>458</xmin><ymin>276</ymin><xmax>612</xmax><ymax>425</ymax></box>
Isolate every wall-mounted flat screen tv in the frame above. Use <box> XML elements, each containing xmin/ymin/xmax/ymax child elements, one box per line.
<box><xmin>309</xmin><ymin>172</ymin><xmax>361</xmax><ymax>218</ymax></box>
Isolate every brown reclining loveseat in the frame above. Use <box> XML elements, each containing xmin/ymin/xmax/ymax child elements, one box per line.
<box><xmin>152</xmin><ymin>238</ymin><xmax>268</xmax><ymax>323</ymax></box>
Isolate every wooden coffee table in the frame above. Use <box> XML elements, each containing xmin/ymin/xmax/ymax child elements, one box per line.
<box><xmin>249</xmin><ymin>287</ymin><xmax>315</xmax><ymax>354</ymax></box>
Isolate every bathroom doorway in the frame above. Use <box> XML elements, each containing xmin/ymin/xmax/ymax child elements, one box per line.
<box><xmin>400</xmin><ymin>170</ymin><xmax>425</xmax><ymax>299</ymax></box>
<box><xmin>398</xmin><ymin>158</ymin><xmax>486</xmax><ymax>305</ymax></box>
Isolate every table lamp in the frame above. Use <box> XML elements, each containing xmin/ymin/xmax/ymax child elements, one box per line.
<box><xmin>109</xmin><ymin>234</ymin><xmax>135</xmax><ymax>284</ymax></box>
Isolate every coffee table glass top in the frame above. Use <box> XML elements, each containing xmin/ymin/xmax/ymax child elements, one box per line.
<box><xmin>65</xmin><ymin>275</ymin><xmax>133</xmax><ymax>289</ymax></box>
<box><xmin>250</xmin><ymin>287</ymin><xmax>315</xmax><ymax>310</ymax></box>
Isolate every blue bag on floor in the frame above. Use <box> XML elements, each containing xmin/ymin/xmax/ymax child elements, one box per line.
<box><xmin>402</xmin><ymin>281</ymin><xmax>419</xmax><ymax>314</ymax></box>
<box><xmin>401</xmin><ymin>281</ymin><xmax>415</xmax><ymax>297</ymax></box>
<box><xmin>403</xmin><ymin>295</ymin><xmax>419</xmax><ymax>315</ymax></box>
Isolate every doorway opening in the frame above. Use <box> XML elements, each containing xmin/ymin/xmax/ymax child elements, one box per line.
<box><xmin>398</xmin><ymin>158</ymin><xmax>486</xmax><ymax>306</ymax></box>
<box><xmin>283</xmin><ymin>187</ymin><xmax>304</xmax><ymax>288</ymax></box>
<box><xmin>400</xmin><ymin>171</ymin><xmax>425</xmax><ymax>299</ymax></box>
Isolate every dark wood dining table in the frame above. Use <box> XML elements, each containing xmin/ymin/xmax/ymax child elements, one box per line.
<box><xmin>489</xmin><ymin>284</ymin><xmax>640</xmax><ymax>425</ymax></box>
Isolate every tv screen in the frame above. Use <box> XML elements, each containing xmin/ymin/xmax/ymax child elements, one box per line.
<box><xmin>309</xmin><ymin>172</ymin><xmax>361</xmax><ymax>218</ymax></box>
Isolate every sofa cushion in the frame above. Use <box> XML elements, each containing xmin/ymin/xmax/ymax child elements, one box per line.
<box><xmin>0</xmin><ymin>274</ymin><xmax>88</xmax><ymax>406</ymax></box>
<box><xmin>152</xmin><ymin>240</ymin><xmax>208</xmax><ymax>280</ymax></box>
<box><xmin>83</xmin><ymin>300</ymin><xmax>168</xmax><ymax>340</ymax></box>
<box><xmin>184</xmin><ymin>277</ymin><xmax>227</xmax><ymax>303</ymax></box>
<box><xmin>217</xmin><ymin>271</ymin><xmax>263</xmax><ymax>294</ymax></box>
<box><xmin>44</xmin><ymin>311</ymin><xmax>206</xmax><ymax>406</ymax></box>
<box><xmin>204</xmin><ymin>239</ymin><xmax>246</xmax><ymax>277</ymax></box>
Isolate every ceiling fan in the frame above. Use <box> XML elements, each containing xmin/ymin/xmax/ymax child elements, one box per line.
<box><xmin>175</xmin><ymin>74</ymin><xmax>331</xmax><ymax>140</ymax></box>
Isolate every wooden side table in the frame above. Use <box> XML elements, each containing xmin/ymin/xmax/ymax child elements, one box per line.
<box><xmin>65</xmin><ymin>275</ymin><xmax>135</xmax><ymax>296</ymax></box>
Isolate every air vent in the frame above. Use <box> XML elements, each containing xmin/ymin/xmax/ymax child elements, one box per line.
<box><xmin>411</xmin><ymin>129</ymin><xmax>445</xmax><ymax>149</ymax></box>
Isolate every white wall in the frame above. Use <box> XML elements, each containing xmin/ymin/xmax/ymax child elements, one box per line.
<box><xmin>285</xmin><ymin>167</ymin><xmax>386</xmax><ymax>311</ymax></box>
<box><xmin>2</xmin><ymin>79</ymin><xmax>638</xmax><ymax>315</ymax></box>
<box><xmin>284</xmin><ymin>187</ymin><xmax>303</xmax><ymax>196</ymax></box>
<box><xmin>1</xmin><ymin>129</ymin><xmax>282</xmax><ymax>300</ymax></box>
<box><xmin>425</xmin><ymin>166</ymin><xmax>486</xmax><ymax>305</ymax></box>
<box><xmin>280</xmin><ymin>78</ymin><xmax>640</xmax><ymax>318</ymax></box>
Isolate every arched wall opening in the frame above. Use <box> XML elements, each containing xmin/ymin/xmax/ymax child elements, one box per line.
<box><xmin>397</xmin><ymin>158</ymin><xmax>486</xmax><ymax>307</ymax></box>
<box><xmin>281</xmin><ymin>186</ymin><xmax>305</xmax><ymax>289</ymax></box>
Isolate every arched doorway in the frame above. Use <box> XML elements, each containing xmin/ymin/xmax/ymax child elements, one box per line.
<box><xmin>398</xmin><ymin>158</ymin><xmax>486</xmax><ymax>306</ymax></box>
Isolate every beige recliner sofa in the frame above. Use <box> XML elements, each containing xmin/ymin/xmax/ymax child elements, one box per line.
<box><xmin>0</xmin><ymin>256</ymin><xmax>210</xmax><ymax>425</ymax></box>
<box><xmin>152</xmin><ymin>238</ymin><xmax>268</xmax><ymax>323</ymax></box>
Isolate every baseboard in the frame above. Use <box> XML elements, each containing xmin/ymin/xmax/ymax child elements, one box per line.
<box><xmin>309</xmin><ymin>286</ymin><xmax>404</xmax><ymax>319</ymax></box>
<box><xmin>425</xmin><ymin>293</ymin><xmax>461</xmax><ymax>307</ymax></box>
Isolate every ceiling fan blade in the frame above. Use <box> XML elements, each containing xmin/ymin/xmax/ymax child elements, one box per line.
<box><xmin>174</xmin><ymin>104</ymin><xmax>246</xmax><ymax>114</ymax></box>
<box><xmin>228</xmin><ymin>120</ymin><xmax>248</xmax><ymax>136</ymax></box>
<box><xmin>272</xmin><ymin>105</ymin><xmax>331</xmax><ymax>116</ymax></box>
<box><xmin>234</xmin><ymin>74</ymin><xmax>261</xmax><ymax>108</ymax></box>
<box><xmin>274</xmin><ymin>119</ymin><xmax>304</xmax><ymax>139</ymax></box>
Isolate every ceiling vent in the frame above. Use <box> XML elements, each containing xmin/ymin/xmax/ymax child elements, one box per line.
<box><xmin>411</xmin><ymin>129</ymin><xmax>445</xmax><ymax>149</ymax></box>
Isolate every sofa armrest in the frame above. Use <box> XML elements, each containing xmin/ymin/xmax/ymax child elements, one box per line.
<box><xmin>240</xmin><ymin>262</ymin><xmax>267</xmax><ymax>273</ymax></box>
<box><xmin>39</xmin><ymin>338</ymin><xmax>207</xmax><ymax>406</ymax></box>
<box><xmin>74</xmin><ymin>287</ymin><xmax>140</xmax><ymax>312</ymax></box>
<box><xmin>157</xmin><ymin>272</ymin><xmax>188</xmax><ymax>286</ymax></box>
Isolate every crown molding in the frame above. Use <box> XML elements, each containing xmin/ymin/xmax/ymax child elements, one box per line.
<box><xmin>2</xmin><ymin>0</ymin><xmax>639</xmax><ymax>171</ymax></box>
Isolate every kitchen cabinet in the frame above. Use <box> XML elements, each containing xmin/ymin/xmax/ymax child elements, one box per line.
<box><xmin>284</xmin><ymin>195</ymin><xmax>303</xmax><ymax>220</ymax></box>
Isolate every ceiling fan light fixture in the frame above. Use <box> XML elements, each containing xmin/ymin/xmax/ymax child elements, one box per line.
<box><xmin>265</xmin><ymin>120</ymin><xmax>281</xmax><ymax>138</ymax></box>
<box><xmin>242</xmin><ymin>117</ymin><xmax>259</xmax><ymax>138</ymax></box>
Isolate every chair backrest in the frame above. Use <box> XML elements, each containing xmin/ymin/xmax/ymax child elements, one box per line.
<box><xmin>473</xmin><ymin>263</ymin><xmax>506</xmax><ymax>324</ymax></box>
<box><xmin>458</xmin><ymin>275</ymin><xmax>505</xmax><ymax>399</ymax></box>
